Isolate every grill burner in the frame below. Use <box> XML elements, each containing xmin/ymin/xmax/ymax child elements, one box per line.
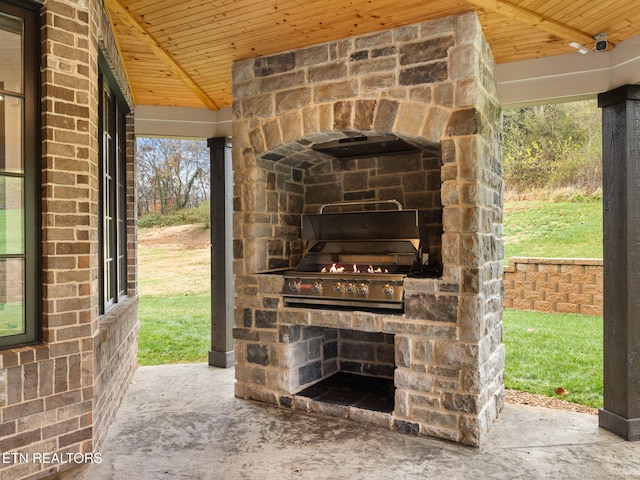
<box><xmin>321</xmin><ymin>263</ymin><xmax>389</xmax><ymax>273</ymax></box>
<box><xmin>283</xmin><ymin>201</ymin><xmax>424</xmax><ymax>311</ymax></box>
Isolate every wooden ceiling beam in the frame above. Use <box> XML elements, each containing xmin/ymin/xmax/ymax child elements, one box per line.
<box><xmin>464</xmin><ymin>0</ymin><xmax>610</xmax><ymax>49</ymax></box>
<box><xmin>104</xmin><ymin>0</ymin><xmax>219</xmax><ymax>110</ymax></box>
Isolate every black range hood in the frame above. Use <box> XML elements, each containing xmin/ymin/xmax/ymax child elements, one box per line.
<box><xmin>312</xmin><ymin>135</ymin><xmax>418</xmax><ymax>158</ymax></box>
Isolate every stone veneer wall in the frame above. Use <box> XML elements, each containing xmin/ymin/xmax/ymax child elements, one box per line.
<box><xmin>232</xmin><ymin>12</ymin><xmax>504</xmax><ymax>447</ymax></box>
<box><xmin>504</xmin><ymin>257</ymin><xmax>603</xmax><ymax>315</ymax></box>
<box><xmin>0</xmin><ymin>2</ymin><xmax>138</xmax><ymax>479</ymax></box>
<box><xmin>287</xmin><ymin>327</ymin><xmax>396</xmax><ymax>386</ymax></box>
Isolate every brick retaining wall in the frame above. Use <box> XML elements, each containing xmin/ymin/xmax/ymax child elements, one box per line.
<box><xmin>503</xmin><ymin>257</ymin><xmax>603</xmax><ymax>315</ymax></box>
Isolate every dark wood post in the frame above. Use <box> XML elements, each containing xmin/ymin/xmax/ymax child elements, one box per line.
<box><xmin>207</xmin><ymin>137</ymin><xmax>234</xmax><ymax>368</ymax></box>
<box><xmin>599</xmin><ymin>85</ymin><xmax>640</xmax><ymax>440</ymax></box>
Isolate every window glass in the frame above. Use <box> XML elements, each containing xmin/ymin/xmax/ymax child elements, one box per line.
<box><xmin>0</xmin><ymin>176</ymin><xmax>24</xmax><ymax>255</ymax></box>
<box><xmin>0</xmin><ymin>258</ymin><xmax>25</xmax><ymax>336</ymax></box>
<box><xmin>99</xmin><ymin>70</ymin><xmax>129</xmax><ymax>313</ymax></box>
<box><xmin>0</xmin><ymin>3</ymin><xmax>37</xmax><ymax>348</ymax></box>
<box><xmin>0</xmin><ymin>13</ymin><xmax>23</xmax><ymax>94</ymax></box>
<box><xmin>0</xmin><ymin>96</ymin><xmax>23</xmax><ymax>172</ymax></box>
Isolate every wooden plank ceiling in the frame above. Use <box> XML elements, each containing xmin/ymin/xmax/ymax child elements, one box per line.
<box><xmin>104</xmin><ymin>0</ymin><xmax>640</xmax><ymax>110</ymax></box>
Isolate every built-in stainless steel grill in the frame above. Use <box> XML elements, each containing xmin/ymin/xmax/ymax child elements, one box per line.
<box><xmin>283</xmin><ymin>200</ymin><xmax>424</xmax><ymax>310</ymax></box>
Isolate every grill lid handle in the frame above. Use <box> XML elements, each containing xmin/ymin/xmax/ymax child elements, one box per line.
<box><xmin>319</xmin><ymin>199</ymin><xmax>403</xmax><ymax>214</ymax></box>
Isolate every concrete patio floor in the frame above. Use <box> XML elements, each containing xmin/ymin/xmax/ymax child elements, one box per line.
<box><xmin>57</xmin><ymin>364</ymin><xmax>640</xmax><ymax>480</ymax></box>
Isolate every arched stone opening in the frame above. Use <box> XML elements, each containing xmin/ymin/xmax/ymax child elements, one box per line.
<box><xmin>247</xmin><ymin>130</ymin><xmax>443</xmax><ymax>274</ymax></box>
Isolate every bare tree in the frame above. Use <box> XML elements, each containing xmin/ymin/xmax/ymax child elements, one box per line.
<box><xmin>136</xmin><ymin>138</ymin><xmax>210</xmax><ymax>216</ymax></box>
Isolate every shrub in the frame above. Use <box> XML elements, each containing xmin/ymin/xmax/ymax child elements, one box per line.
<box><xmin>138</xmin><ymin>213</ymin><xmax>168</xmax><ymax>228</ymax></box>
<box><xmin>502</xmin><ymin>101</ymin><xmax>602</xmax><ymax>195</ymax></box>
<box><xmin>138</xmin><ymin>202</ymin><xmax>210</xmax><ymax>229</ymax></box>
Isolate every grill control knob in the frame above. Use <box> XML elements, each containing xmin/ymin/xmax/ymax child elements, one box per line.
<box><xmin>311</xmin><ymin>282</ymin><xmax>323</xmax><ymax>294</ymax></box>
<box><xmin>333</xmin><ymin>282</ymin><xmax>344</xmax><ymax>294</ymax></box>
<box><xmin>288</xmin><ymin>280</ymin><xmax>301</xmax><ymax>292</ymax></box>
<box><xmin>345</xmin><ymin>283</ymin><xmax>355</xmax><ymax>294</ymax></box>
<box><xmin>383</xmin><ymin>284</ymin><xmax>394</xmax><ymax>296</ymax></box>
<box><xmin>356</xmin><ymin>283</ymin><xmax>369</xmax><ymax>295</ymax></box>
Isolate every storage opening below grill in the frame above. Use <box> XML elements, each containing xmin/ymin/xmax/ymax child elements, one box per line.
<box><xmin>296</xmin><ymin>372</ymin><xmax>394</xmax><ymax>413</ymax></box>
<box><xmin>293</xmin><ymin>328</ymin><xmax>396</xmax><ymax>414</ymax></box>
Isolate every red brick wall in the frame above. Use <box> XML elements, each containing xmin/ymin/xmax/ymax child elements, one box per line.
<box><xmin>503</xmin><ymin>258</ymin><xmax>603</xmax><ymax>316</ymax></box>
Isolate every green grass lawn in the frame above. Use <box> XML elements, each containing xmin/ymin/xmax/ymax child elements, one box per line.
<box><xmin>503</xmin><ymin>199</ymin><xmax>602</xmax><ymax>262</ymax></box>
<box><xmin>0</xmin><ymin>303</ymin><xmax>25</xmax><ymax>337</ymax></box>
<box><xmin>137</xmin><ymin>295</ymin><xmax>210</xmax><ymax>365</ymax></box>
<box><xmin>501</xmin><ymin>199</ymin><xmax>604</xmax><ymax>407</ymax></box>
<box><xmin>137</xmin><ymin>226</ymin><xmax>211</xmax><ymax>366</ymax></box>
<box><xmin>0</xmin><ymin>209</ymin><xmax>24</xmax><ymax>254</ymax></box>
<box><xmin>503</xmin><ymin>309</ymin><xmax>603</xmax><ymax>408</ymax></box>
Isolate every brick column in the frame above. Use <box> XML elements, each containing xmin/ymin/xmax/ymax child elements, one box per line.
<box><xmin>598</xmin><ymin>85</ymin><xmax>640</xmax><ymax>441</ymax></box>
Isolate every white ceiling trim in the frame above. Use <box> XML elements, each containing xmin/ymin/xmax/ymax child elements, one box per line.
<box><xmin>134</xmin><ymin>105</ymin><xmax>232</xmax><ymax>139</ymax></box>
<box><xmin>497</xmin><ymin>34</ymin><xmax>640</xmax><ymax>108</ymax></box>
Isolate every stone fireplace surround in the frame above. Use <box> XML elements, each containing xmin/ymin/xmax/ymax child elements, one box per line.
<box><xmin>231</xmin><ymin>12</ymin><xmax>504</xmax><ymax>446</ymax></box>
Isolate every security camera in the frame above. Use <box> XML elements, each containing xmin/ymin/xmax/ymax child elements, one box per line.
<box><xmin>595</xmin><ymin>33</ymin><xmax>608</xmax><ymax>51</ymax></box>
<box><xmin>595</xmin><ymin>40</ymin><xmax>608</xmax><ymax>51</ymax></box>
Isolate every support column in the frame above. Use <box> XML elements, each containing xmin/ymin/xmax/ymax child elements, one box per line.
<box><xmin>599</xmin><ymin>85</ymin><xmax>640</xmax><ymax>440</ymax></box>
<box><xmin>207</xmin><ymin>137</ymin><xmax>234</xmax><ymax>367</ymax></box>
